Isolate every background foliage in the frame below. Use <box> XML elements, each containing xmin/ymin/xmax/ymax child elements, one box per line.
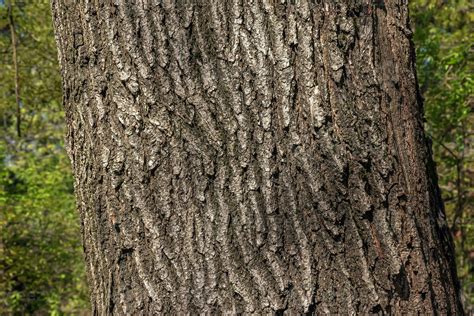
<box><xmin>410</xmin><ymin>0</ymin><xmax>473</xmax><ymax>308</ymax></box>
<box><xmin>0</xmin><ymin>0</ymin><xmax>88</xmax><ymax>314</ymax></box>
<box><xmin>0</xmin><ymin>0</ymin><xmax>471</xmax><ymax>314</ymax></box>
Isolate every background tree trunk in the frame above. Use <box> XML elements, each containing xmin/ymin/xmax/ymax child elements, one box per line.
<box><xmin>51</xmin><ymin>0</ymin><xmax>463</xmax><ymax>314</ymax></box>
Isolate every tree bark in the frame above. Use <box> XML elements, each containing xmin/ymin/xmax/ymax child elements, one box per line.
<box><xmin>51</xmin><ymin>0</ymin><xmax>463</xmax><ymax>314</ymax></box>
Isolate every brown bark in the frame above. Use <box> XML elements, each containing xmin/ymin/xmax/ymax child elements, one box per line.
<box><xmin>51</xmin><ymin>0</ymin><xmax>463</xmax><ymax>314</ymax></box>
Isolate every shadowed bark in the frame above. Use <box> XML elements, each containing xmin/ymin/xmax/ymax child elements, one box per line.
<box><xmin>51</xmin><ymin>0</ymin><xmax>463</xmax><ymax>314</ymax></box>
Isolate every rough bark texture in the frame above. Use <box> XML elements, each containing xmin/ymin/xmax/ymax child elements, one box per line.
<box><xmin>51</xmin><ymin>0</ymin><xmax>463</xmax><ymax>314</ymax></box>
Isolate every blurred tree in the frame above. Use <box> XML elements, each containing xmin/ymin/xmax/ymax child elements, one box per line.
<box><xmin>410</xmin><ymin>0</ymin><xmax>473</xmax><ymax>308</ymax></box>
<box><xmin>0</xmin><ymin>0</ymin><xmax>89</xmax><ymax>314</ymax></box>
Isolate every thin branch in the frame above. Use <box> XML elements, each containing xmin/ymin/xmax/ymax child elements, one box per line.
<box><xmin>437</xmin><ymin>140</ymin><xmax>460</xmax><ymax>160</ymax></box>
<box><xmin>8</xmin><ymin>0</ymin><xmax>21</xmax><ymax>138</ymax></box>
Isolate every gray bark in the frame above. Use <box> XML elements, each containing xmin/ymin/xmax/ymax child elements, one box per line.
<box><xmin>51</xmin><ymin>0</ymin><xmax>463</xmax><ymax>314</ymax></box>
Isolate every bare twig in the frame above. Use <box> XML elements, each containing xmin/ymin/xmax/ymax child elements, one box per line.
<box><xmin>7</xmin><ymin>0</ymin><xmax>21</xmax><ymax>138</ymax></box>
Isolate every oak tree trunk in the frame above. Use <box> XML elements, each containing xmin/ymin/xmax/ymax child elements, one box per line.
<box><xmin>51</xmin><ymin>0</ymin><xmax>463</xmax><ymax>314</ymax></box>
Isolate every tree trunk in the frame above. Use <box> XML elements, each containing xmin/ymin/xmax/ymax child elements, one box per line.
<box><xmin>51</xmin><ymin>0</ymin><xmax>463</xmax><ymax>314</ymax></box>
